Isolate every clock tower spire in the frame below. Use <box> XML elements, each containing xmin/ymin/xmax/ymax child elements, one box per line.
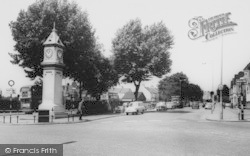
<box><xmin>39</xmin><ymin>23</ymin><xmax>66</xmax><ymax>118</ymax></box>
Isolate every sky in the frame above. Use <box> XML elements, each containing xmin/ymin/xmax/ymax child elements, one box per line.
<box><xmin>1</xmin><ymin>0</ymin><xmax>250</xmax><ymax>96</ymax></box>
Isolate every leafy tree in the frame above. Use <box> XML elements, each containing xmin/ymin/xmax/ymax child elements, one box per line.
<box><xmin>158</xmin><ymin>72</ymin><xmax>188</xmax><ymax>101</ymax></box>
<box><xmin>83</xmin><ymin>56</ymin><xmax>119</xmax><ymax>100</ymax></box>
<box><xmin>186</xmin><ymin>83</ymin><xmax>203</xmax><ymax>101</ymax></box>
<box><xmin>31</xmin><ymin>80</ymin><xmax>43</xmax><ymax>110</ymax></box>
<box><xmin>9</xmin><ymin>0</ymin><xmax>118</xmax><ymax>99</ymax></box>
<box><xmin>158</xmin><ymin>72</ymin><xmax>203</xmax><ymax>102</ymax></box>
<box><xmin>112</xmin><ymin>19</ymin><xmax>174</xmax><ymax>100</ymax></box>
<box><xmin>216</xmin><ymin>84</ymin><xmax>230</xmax><ymax>102</ymax></box>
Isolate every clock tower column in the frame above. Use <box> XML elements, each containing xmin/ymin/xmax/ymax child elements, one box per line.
<box><xmin>39</xmin><ymin>24</ymin><xmax>66</xmax><ymax>116</ymax></box>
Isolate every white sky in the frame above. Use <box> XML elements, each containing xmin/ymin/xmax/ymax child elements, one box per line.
<box><xmin>1</xmin><ymin>0</ymin><xmax>250</xmax><ymax>95</ymax></box>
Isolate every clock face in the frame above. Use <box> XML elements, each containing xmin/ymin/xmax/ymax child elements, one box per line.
<box><xmin>57</xmin><ymin>49</ymin><xmax>63</xmax><ymax>59</ymax></box>
<box><xmin>45</xmin><ymin>49</ymin><xmax>53</xmax><ymax>59</ymax></box>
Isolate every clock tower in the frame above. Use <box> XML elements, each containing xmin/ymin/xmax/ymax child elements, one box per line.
<box><xmin>39</xmin><ymin>24</ymin><xmax>65</xmax><ymax>116</ymax></box>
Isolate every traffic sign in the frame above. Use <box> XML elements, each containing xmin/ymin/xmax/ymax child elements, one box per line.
<box><xmin>8</xmin><ymin>80</ymin><xmax>15</xmax><ymax>87</ymax></box>
<box><xmin>218</xmin><ymin>84</ymin><xmax>223</xmax><ymax>91</ymax></box>
<box><xmin>6</xmin><ymin>88</ymin><xmax>16</xmax><ymax>94</ymax></box>
<box><xmin>236</xmin><ymin>79</ymin><xmax>246</xmax><ymax>84</ymax></box>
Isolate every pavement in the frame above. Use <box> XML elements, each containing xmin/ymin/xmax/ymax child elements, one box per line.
<box><xmin>204</xmin><ymin>102</ymin><xmax>250</xmax><ymax>122</ymax></box>
<box><xmin>0</xmin><ymin>110</ymin><xmax>122</xmax><ymax>125</ymax></box>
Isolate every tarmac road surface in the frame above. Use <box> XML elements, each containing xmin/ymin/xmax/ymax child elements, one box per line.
<box><xmin>1</xmin><ymin>107</ymin><xmax>250</xmax><ymax>156</ymax></box>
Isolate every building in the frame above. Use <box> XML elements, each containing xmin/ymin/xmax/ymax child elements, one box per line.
<box><xmin>230</xmin><ymin>69</ymin><xmax>248</xmax><ymax>108</ymax></box>
<box><xmin>101</xmin><ymin>87</ymin><xmax>132</xmax><ymax>101</ymax></box>
<box><xmin>122</xmin><ymin>92</ymin><xmax>146</xmax><ymax>102</ymax></box>
<box><xmin>244</xmin><ymin>64</ymin><xmax>250</xmax><ymax>107</ymax></box>
<box><xmin>139</xmin><ymin>86</ymin><xmax>159</xmax><ymax>102</ymax></box>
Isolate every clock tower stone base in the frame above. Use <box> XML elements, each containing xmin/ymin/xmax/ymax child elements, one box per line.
<box><xmin>39</xmin><ymin>67</ymin><xmax>65</xmax><ymax>115</ymax></box>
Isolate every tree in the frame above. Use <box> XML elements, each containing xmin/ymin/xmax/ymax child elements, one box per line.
<box><xmin>186</xmin><ymin>83</ymin><xmax>203</xmax><ymax>101</ymax></box>
<box><xmin>31</xmin><ymin>79</ymin><xmax>43</xmax><ymax>110</ymax></box>
<box><xmin>158</xmin><ymin>72</ymin><xmax>203</xmax><ymax>102</ymax></box>
<box><xmin>112</xmin><ymin>19</ymin><xmax>174</xmax><ymax>100</ymax></box>
<box><xmin>158</xmin><ymin>72</ymin><xmax>188</xmax><ymax>101</ymax></box>
<box><xmin>9</xmin><ymin>0</ymin><xmax>118</xmax><ymax>99</ymax></box>
<box><xmin>83</xmin><ymin>56</ymin><xmax>119</xmax><ymax>100</ymax></box>
<box><xmin>216</xmin><ymin>84</ymin><xmax>230</xmax><ymax>102</ymax></box>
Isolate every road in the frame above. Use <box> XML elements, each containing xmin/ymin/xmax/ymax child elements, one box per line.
<box><xmin>1</xmin><ymin>107</ymin><xmax>250</xmax><ymax>156</ymax></box>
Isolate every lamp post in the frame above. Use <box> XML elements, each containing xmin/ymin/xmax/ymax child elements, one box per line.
<box><xmin>180</xmin><ymin>78</ymin><xmax>186</xmax><ymax>107</ymax></box>
<box><xmin>219</xmin><ymin>34</ymin><xmax>224</xmax><ymax>120</ymax></box>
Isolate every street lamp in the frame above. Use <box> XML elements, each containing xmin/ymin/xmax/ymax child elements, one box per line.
<box><xmin>219</xmin><ymin>34</ymin><xmax>224</xmax><ymax>120</ymax></box>
<box><xmin>180</xmin><ymin>78</ymin><xmax>186</xmax><ymax>107</ymax></box>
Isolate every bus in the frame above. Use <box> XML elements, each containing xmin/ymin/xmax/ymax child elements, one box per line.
<box><xmin>19</xmin><ymin>85</ymin><xmax>42</xmax><ymax>113</ymax></box>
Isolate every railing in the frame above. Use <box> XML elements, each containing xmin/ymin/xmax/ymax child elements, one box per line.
<box><xmin>0</xmin><ymin>109</ymin><xmax>77</xmax><ymax>124</ymax></box>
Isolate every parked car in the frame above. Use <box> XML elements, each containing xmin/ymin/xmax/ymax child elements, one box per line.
<box><xmin>205</xmin><ymin>103</ymin><xmax>212</xmax><ymax>109</ymax></box>
<box><xmin>125</xmin><ymin>101</ymin><xmax>145</xmax><ymax>115</ymax></box>
<box><xmin>224</xmin><ymin>103</ymin><xmax>233</xmax><ymax>108</ymax></box>
<box><xmin>191</xmin><ymin>101</ymin><xmax>199</xmax><ymax>109</ymax></box>
<box><xmin>166</xmin><ymin>102</ymin><xmax>175</xmax><ymax>109</ymax></box>
<box><xmin>176</xmin><ymin>102</ymin><xmax>183</xmax><ymax>108</ymax></box>
<box><xmin>170</xmin><ymin>101</ymin><xmax>180</xmax><ymax>109</ymax></box>
<box><xmin>155</xmin><ymin>102</ymin><xmax>167</xmax><ymax>111</ymax></box>
<box><xmin>113</xmin><ymin>106</ymin><xmax>124</xmax><ymax>113</ymax></box>
<box><xmin>184</xmin><ymin>102</ymin><xmax>190</xmax><ymax>107</ymax></box>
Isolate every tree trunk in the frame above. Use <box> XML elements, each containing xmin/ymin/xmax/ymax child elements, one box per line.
<box><xmin>134</xmin><ymin>81</ymin><xmax>141</xmax><ymax>101</ymax></box>
<box><xmin>79</xmin><ymin>81</ymin><xmax>82</xmax><ymax>100</ymax></box>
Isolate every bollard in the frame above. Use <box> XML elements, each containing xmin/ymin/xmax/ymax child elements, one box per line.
<box><xmin>71</xmin><ymin>110</ymin><xmax>74</xmax><ymax>122</ymax></box>
<box><xmin>17</xmin><ymin>111</ymin><xmax>19</xmax><ymax>124</ymax></box>
<box><xmin>10</xmin><ymin>115</ymin><xmax>12</xmax><ymax>123</ymax></box>
<box><xmin>241</xmin><ymin>109</ymin><xmax>244</xmax><ymax>120</ymax></box>
<box><xmin>51</xmin><ymin>115</ymin><xmax>54</xmax><ymax>123</ymax></box>
<box><xmin>241</xmin><ymin>104</ymin><xmax>244</xmax><ymax>120</ymax></box>
<box><xmin>3</xmin><ymin>114</ymin><xmax>5</xmax><ymax>124</ymax></box>
<box><xmin>17</xmin><ymin>116</ymin><xmax>19</xmax><ymax>124</ymax></box>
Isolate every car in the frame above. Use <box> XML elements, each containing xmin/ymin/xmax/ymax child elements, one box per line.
<box><xmin>224</xmin><ymin>103</ymin><xmax>233</xmax><ymax>108</ymax></box>
<box><xmin>191</xmin><ymin>101</ymin><xmax>199</xmax><ymax>109</ymax></box>
<box><xmin>184</xmin><ymin>102</ymin><xmax>190</xmax><ymax>107</ymax></box>
<box><xmin>125</xmin><ymin>101</ymin><xmax>145</xmax><ymax>115</ymax></box>
<box><xmin>205</xmin><ymin>103</ymin><xmax>212</xmax><ymax>109</ymax></box>
<box><xmin>113</xmin><ymin>106</ymin><xmax>124</xmax><ymax>113</ymax></box>
<box><xmin>166</xmin><ymin>102</ymin><xmax>175</xmax><ymax>109</ymax></box>
<box><xmin>155</xmin><ymin>102</ymin><xmax>167</xmax><ymax>111</ymax></box>
<box><xmin>173</xmin><ymin>101</ymin><xmax>182</xmax><ymax>109</ymax></box>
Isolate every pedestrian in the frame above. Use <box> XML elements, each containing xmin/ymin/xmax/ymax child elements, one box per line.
<box><xmin>78</xmin><ymin>99</ymin><xmax>84</xmax><ymax>120</ymax></box>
